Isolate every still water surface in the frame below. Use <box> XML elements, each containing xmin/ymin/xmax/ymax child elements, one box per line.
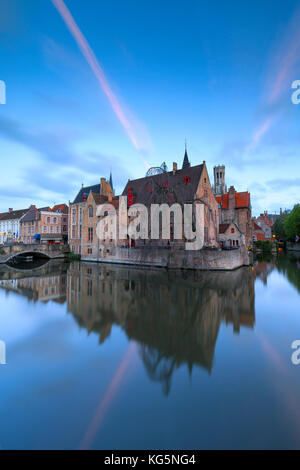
<box><xmin>0</xmin><ymin>253</ymin><xmax>300</xmax><ymax>450</ymax></box>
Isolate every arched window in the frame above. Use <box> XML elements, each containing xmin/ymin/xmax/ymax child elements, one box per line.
<box><xmin>88</xmin><ymin>206</ymin><xmax>93</xmax><ymax>218</ymax></box>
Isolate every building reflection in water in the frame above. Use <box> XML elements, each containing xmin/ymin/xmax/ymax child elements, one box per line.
<box><xmin>0</xmin><ymin>259</ymin><xmax>256</xmax><ymax>394</ymax></box>
<box><xmin>0</xmin><ymin>260</ymin><xmax>68</xmax><ymax>304</ymax></box>
<box><xmin>67</xmin><ymin>262</ymin><xmax>255</xmax><ymax>394</ymax></box>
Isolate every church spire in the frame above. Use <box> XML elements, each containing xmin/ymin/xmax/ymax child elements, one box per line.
<box><xmin>109</xmin><ymin>171</ymin><xmax>114</xmax><ymax>191</ymax></box>
<box><xmin>182</xmin><ymin>141</ymin><xmax>190</xmax><ymax>169</ymax></box>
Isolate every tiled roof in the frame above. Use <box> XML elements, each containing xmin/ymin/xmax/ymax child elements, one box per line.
<box><xmin>0</xmin><ymin>208</ymin><xmax>29</xmax><ymax>221</ymax></box>
<box><xmin>216</xmin><ymin>191</ymin><xmax>251</xmax><ymax>209</ymax></box>
<box><xmin>73</xmin><ymin>184</ymin><xmax>100</xmax><ymax>204</ymax></box>
<box><xmin>253</xmin><ymin>221</ymin><xmax>264</xmax><ymax>232</ymax></box>
<box><xmin>122</xmin><ymin>164</ymin><xmax>204</xmax><ymax>206</ymax></box>
<box><xmin>235</xmin><ymin>192</ymin><xmax>250</xmax><ymax>208</ymax></box>
<box><xmin>91</xmin><ymin>194</ymin><xmax>110</xmax><ymax>205</ymax></box>
<box><xmin>219</xmin><ymin>223</ymin><xmax>230</xmax><ymax>234</ymax></box>
<box><xmin>91</xmin><ymin>193</ymin><xmax>120</xmax><ymax>209</ymax></box>
<box><xmin>21</xmin><ymin>208</ymin><xmax>40</xmax><ymax>223</ymax></box>
<box><xmin>52</xmin><ymin>204</ymin><xmax>68</xmax><ymax>214</ymax></box>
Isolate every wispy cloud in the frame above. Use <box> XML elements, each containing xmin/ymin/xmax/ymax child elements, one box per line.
<box><xmin>246</xmin><ymin>5</ymin><xmax>300</xmax><ymax>152</ymax></box>
<box><xmin>266</xmin><ymin>177</ymin><xmax>300</xmax><ymax>190</ymax></box>
<box><xmin>51</xmin><ymin>0</ymin><xmax>151</xmax><ymax>167</ymax></box>
<box><xmin>0</xmin><ymin>114</ymin><xmax>130</xmax><ymax>210</ymax></box>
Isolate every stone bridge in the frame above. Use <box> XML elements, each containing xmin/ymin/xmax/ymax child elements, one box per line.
<box><xmin>0</xmin><ymin>244</ymin><xmax>69</xmax><ymax>264</ymax></box>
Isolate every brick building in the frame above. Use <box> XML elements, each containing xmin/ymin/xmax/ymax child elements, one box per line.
<box><xmin>20</xmin><ymin>204</ymin><xmax>68</xmax><ymax>245</ymax></box>
<box><xmin>212</xmin><ymin>165</ymin><xmax>252</xmax><ymax>247</ymax></box>
<box><xmin>69</xmin><ymin>177</ymin><xmax>115</xmax><ymax>255</ymax></box>
<box><xmin>252</xmin><ymin>212</ymin><xmax>274</xmax><ymax>241</ymax></box>
<box><xmin>216</xmin><ymin>186</ymin><xmax>252</xmax><ymax>247</ymax></box>
<box><xmin>252</xmin><ymin>220</ymin><xmax>267</xmax><ymax>241</ymax></box>
<box><xmin>81</xmin><ymin>190</ymin><xmax>119</xmax><ymax>259</ymax></box>
<box><xmin>122</xmin><ymin>160</ymin><xmax>220</xmax><ymax>248</ymax></box>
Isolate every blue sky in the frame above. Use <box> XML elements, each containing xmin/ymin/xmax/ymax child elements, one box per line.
<box><xmin>0</xmin><ymin>0</ymin><xmax>300</xmax><ymax>215</ymax></box>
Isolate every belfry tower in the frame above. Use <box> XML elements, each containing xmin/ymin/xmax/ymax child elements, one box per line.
<box><xmin>213</xmin><ymin>165</ymin><xmax>227</xmax><ymax>196</ymax></box>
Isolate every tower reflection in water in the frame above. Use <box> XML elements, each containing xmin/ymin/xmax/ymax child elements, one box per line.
<box><xmin>0</xmin><ymin>260</ymin><xmax>255</xmax><ymax>394</ymax></box>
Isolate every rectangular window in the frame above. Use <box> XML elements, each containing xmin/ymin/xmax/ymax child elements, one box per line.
<box><xmin>88</xmin><ymin>228</ymin><xmax>93</xmax><ymax>242</ymax></box>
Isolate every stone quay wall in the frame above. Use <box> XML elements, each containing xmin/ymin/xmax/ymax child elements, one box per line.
<box><xmin>82</xmin><ymin>246</ymin><xmax>250</xmax><ymax>271</ymax></box>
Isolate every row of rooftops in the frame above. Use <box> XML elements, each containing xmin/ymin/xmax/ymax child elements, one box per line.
<box><xmin>73</xmin><ymin>163</ymin><xmax>252</xmax><ymax>211</ymax></box>
<box><xmin>0</xmin><ymin>204</ymin><xmax>68</xmax><ymax>222</ymax></box>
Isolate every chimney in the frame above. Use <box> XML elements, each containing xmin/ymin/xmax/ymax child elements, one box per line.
<box><xmin>9</xmin><ymin>208</ymin><xmax>13</xmax><ymax>213</ymax></box>
<box><xmin>228</xmin><ymin>186</ymin><xmax>236</xmax><ymax>210</ymax></box>
<box><xmin>100</xmin><ymin>177</ymin><xmax>106</xmax><ymax>196</ymax></box>
<box><xmin>173</xmin><ymin>162</ymin><xmax>177</xmax><ymax>175</ymax></box>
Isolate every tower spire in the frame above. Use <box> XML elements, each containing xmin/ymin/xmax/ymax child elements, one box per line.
<box><xmin>109</xmin><ymin>171</ymin><xmax>114</xmax><ymax>191</ymax></box>
<box><xmin>182</xmin><ymin>141</ymin><xmax>190</xmax><ymax>169</ymax></box>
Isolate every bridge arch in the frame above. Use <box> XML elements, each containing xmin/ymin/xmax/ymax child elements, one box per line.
<box><xmin>0</xmin><ymin>244</ymin><xmax>67</xmax><ymax>264</ymax></box>
<box><xmin>5</xmin><ymin>250</ymin><xmax>51</xmax><ymax>263</ymax></box>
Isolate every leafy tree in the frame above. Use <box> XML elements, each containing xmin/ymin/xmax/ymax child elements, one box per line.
<box><xmin>273</xmin><ymin>215</ymin><xmax>287</xmax><ymax>240</ymax></box>
<box><xmin>284</xmin><ymin>205</ymin><xmax>300</xmax><ymax>242</ymax></box>
<box><xmin>255</xmin><ymin>240</ymin><xmax>273</xmax><ymax>252</ymax></box>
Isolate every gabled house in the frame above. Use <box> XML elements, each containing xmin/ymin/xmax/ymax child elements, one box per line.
<box><xmin>20</xmin><ymin>204</ymin><xmax>68</xmax><ymax>245</ymax></box>
<box><xmin>69</xmin><ymin>177</ymin><xmax>114</xmax><ymax>255</ymax></box>
<box><xmin>252</xmin><ymin>212</ymin><xmax>274</xmax><ymax>240</ymax></box>
<box><xmin>218</xmin><ymin>222</ymin><xmax>244</xmax><ymax>249</ymax></box>
<box><xmin>216</xmin><ymin>186</ymin><xmax>252</xmax><ymax>247</ymax></box>
<box><xmin>252</xmin><ymin>220</ymin><xmax>268</xmax><ymax>242</ymax></box>
<box><xmin>0</xmin><ymin>208</ymin><xmax>30</xmax><ymax>244</ymax></box>
<box><xmin>81</xmin><ymin>191</ymin><xmax>119</xmax><ymax>259</ymax></box>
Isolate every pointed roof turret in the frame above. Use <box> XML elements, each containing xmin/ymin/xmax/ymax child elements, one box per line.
<box><xmin>109</xmin><ymin>171</ymin><xmax>114</xmax><ymax>191</ymax></box>
<box><xmin>182</xmin><ymin>141</ymin><xmax>191</xmax><ymax>169</ymax></box>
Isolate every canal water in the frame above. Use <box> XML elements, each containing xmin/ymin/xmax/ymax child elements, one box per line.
<box><xmin>0</xmin><ymin>252</ymin><xmax>300</xmax><ymax>450</ymax></box>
